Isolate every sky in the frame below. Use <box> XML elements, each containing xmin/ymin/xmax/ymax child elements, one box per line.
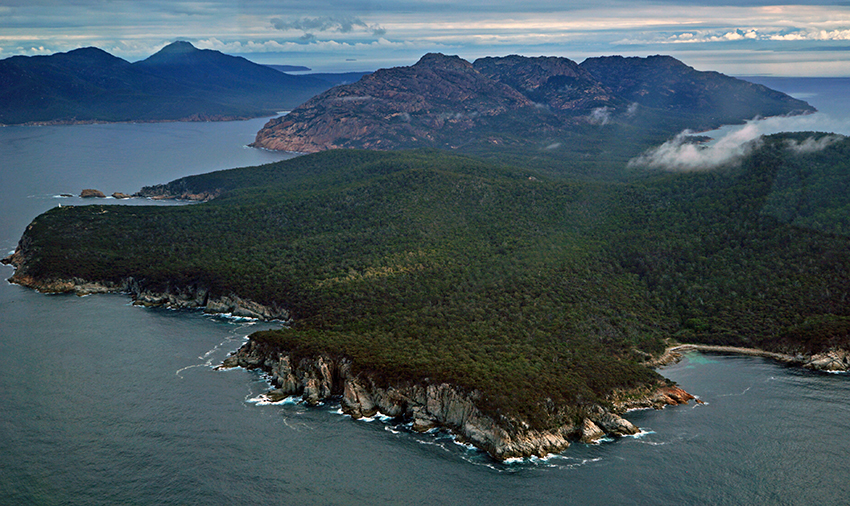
<box><xmin>3</xmin><ymin>0</ymin><xmax>850</xmax><ymax>75</ymax></box>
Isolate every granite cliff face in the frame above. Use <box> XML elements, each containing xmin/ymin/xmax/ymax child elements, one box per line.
<box><xmin>219</xmin><ymin>339</ymin><xmax>694</xmax><ymax>461</ymax></box>
<box><xmin>251</xmin><ymin>53</ymin><xmax>814</xmax><ymax>153</ymax></box>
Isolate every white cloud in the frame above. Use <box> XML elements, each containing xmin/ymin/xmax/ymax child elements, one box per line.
<box><xmin>786</xmin><ymin>134</ymin><xmax>845</xmax><ymax>153</ymax></box>
<box><xmin>629</xmin><ymin>112</ymin><xmax>850</xmax><ymax>171</ymax></box>
<box><xmin>4</xmin><ymin>1</ymin><xmax>850</xmax><ymax>74</ymax></box>
<box><xmin>628</xmin><ymin>126</ymin><xmax>763</xmax><ymax>171</ymax></box>
<box><xmin>588</xmin><ymin>107</ymin><xmax>612</xmax><ymax>125</ymax></box>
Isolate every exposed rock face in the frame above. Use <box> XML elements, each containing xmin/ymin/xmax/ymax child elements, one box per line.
<box><xmin>803</xmin><ymin>349</ymin><xmax>850</xmax><ymax>372</ymax></box>
<box><xmin>80</xmin><ymin>189</ymin><xmax>106</xmax><ymax>198</ymax></box>
<box><xmin>251</xmin><ymin>53</ymin><xmax>547</xmax><ymax>153</ymax></box>
<box><xmin>219</xmin><ymin>339</ymin><xmax>691</xmax><ymax>460</ymax></box>
<box><xmin>251</xmin><ymin>52</ymin><xmax>814</xmax><ymax>153</ymax></box>
<box><xmin>111</xmin><ymin>192</ymin><xmax>131</xmax><ymax>199</ymax></box>
<box><xmin>473</xmin><ymin>55</ymin><xmax>623</xmax><ymax>114</ymax></box>
<box><xmin>609</xmin><ymin>385</ymin><xmax>697</xmax><ymax>412</ymax></box>
<box><xmin>579</xmin><ymin>418</ymin><xmax>606</xmax><ymax>443</ymax></box>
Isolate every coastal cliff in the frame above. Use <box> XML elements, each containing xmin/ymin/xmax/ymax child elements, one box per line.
<box><xmin>218</xmin><ymin>339</ymin><xmax>694</xmax><ymax>461</ymax></box>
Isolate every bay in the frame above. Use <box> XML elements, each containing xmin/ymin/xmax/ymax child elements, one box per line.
<box><xmin>1</xmin><ymin>115</ymin><xmax>848</xmax><ymax>505</ymax></box>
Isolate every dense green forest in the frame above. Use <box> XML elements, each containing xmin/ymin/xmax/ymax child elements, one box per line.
<box><xmin>10</xmin><ymin>133</ymin><xmax>850</xmax><ymax>425</ymax></box>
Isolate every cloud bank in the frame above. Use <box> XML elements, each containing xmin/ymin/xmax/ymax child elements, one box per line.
<box><xmin>629</xmin><ymin>112</ymin><xmax>850</xmax><ymax>171</ymax></box>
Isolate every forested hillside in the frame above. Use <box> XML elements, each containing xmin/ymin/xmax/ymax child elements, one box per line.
<box><xmin>7</xmin><ymin>134</ymin><xmax>850</xmax><ymax>425</ymax></box>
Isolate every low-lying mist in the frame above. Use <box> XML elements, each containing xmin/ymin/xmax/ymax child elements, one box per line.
<box><xmin>629</xmin><ymin>111</ymin><xmax>850</xmax><ymax>171</ymax></box>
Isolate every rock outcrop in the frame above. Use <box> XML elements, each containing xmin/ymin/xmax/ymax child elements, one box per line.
<box><xmin>80</xmin><ymin>189</ymin><xmax>106</xmax><ymax>198</ymax></box>
<box><xmin>802</xmin><ymin>349</ymin><xmax>850</xmax><ymax>372</ymax></box>
<box><xmin>219</xmin><ymin>339</ymin><xmax>692</xmax><ymax>460</ymax></box>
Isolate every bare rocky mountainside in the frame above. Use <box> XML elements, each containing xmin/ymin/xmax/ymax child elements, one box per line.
<box><xmin>251</xmin><ymin>53</ymin><xmax>814</xmax><ymax>153</ymax></box>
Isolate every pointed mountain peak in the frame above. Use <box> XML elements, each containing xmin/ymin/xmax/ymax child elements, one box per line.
<box><xmin>158</xmin><ymin>40</ymin><xmax>200</xmax><ymax>54</ymax></box>
<box><xmin>139</xmin><ymin>41</ymin><xmax>207</xmax><ymax>65</ymax></box>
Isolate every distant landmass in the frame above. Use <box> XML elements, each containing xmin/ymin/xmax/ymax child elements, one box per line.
<box><xmin>0</xmin><ymin>41</ymin><xmax>357</xmax><ymax>125</ymax></box>
<box><xmin>266</xmin><ymin>64</ymin><xmax>313</xmax><ymax>72</ymax></box>
<box><xmin>252</xmin><ymin>53</ymin><xmax>814</xmax><ymax>153</ymax></box>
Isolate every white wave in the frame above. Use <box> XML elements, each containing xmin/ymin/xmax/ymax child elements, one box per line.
<box><xmin>625</xmin><ymin>429</ymin><xmax>656</xmax><ymax>439</ymax></box>
<box><xmin>246</xmin><ymin>393</ymin><xmax>301</xmax><ymax>406</ymax></box>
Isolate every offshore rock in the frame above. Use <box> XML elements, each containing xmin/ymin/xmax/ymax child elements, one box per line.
<box><xmin>80</xmin><ymin>189</ymin><xmax>106</xmax><ymax>198</ymax></box>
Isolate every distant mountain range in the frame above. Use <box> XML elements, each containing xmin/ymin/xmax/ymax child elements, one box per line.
<box><xmin>0</xmin><ymin>41</ymin><xmax>366</xmax><ymax>125</ymax></box>
<box><xmin>252</xmin><ymin>53</ymin><xmax>814</xmax><ymax>153</ymax></box>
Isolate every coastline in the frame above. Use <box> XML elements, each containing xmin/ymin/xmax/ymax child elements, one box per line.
<box><xmin>0</xmin><ymin>113</ymin><xmax>274</xmax><ymax>128</ymax></box>
<box><xmin>217</xmin><ymin>339</ymin><xmax>697</xmax><ymax>461</ymax></box>
<box><xmin>652</xmin><ymin>343</ymin><xmax>850</xmax><ymax>373</ymax></box>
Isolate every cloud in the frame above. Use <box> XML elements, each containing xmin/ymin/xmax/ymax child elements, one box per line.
<box><xmin>628</xmin><ymin>127</ymin><xmax>763</xmax><ymax>171</ymax></box>
<box><xmin>617</xmin><ymin>26</ymin><xmax>850</xmax><ymax>45</ymax></box>
<box><xmin>270</xmin><ymin>16</ymin><xmax>386</xmax><ymax>37</ymax></box>
<box><xmin>769</xmin><ymin>28</ymin><xmax>850</xmax><ymax>41</ymax></box>
<box><xmin>629</xmin><ymin>112</ymin><xmax>850</xmax><ymax>171</ymax></box>
<box><xmin>588</xmin><ymin>107</ymin><xmax>612</xmax><ymax>125</ymax></box>
<box><xmin>195</xmin><ymin>36</ymin><xmax>415</xmax><ymax>54</ymax></box>
<box><xmin>786</xmin><ymin>134</ymin><xmax>845</xmax><ymax>153</ymax></box>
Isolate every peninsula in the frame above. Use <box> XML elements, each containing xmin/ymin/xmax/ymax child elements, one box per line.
<box><xmin>4</xmin><ymin>54</ymin><xmax>848</xmax><ymax>460</ymax></box>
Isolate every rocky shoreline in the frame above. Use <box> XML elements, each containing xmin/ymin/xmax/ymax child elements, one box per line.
<box><xmin>217</xmin><ymin>339</ymin><xmax>696</xmax><ymax>461</ymax></box>
<box><xmin>1</xmin><ymin>253</ymin><xmax>289</xmax><ymax>321</ymax></box>
<box><xmin>651</xmin><ymin>344</ymin><xmax>850</xmax><ymax>373</ymax></box>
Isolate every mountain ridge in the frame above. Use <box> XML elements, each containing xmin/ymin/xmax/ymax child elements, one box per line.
<box><xmin>251</xmin><ymin>52</ymin><xmax>814</xmax><ymax>154</ymax></box>
<box><xmin>0</xmin><ymin>41</ymin><xmax>354</xmax><ymax>125</ymax></box>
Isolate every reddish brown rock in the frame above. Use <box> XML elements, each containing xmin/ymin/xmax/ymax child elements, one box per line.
<box><xmin>80</xmin><ymin>189</ymin><xmax>106</xmax><ymax>198</ymax></box>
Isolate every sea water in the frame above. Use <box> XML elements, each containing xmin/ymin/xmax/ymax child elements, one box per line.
<box><xmin>1</xmin><ymin>107</ymin><xmax>848</xmax><ymax>505</ymax></box>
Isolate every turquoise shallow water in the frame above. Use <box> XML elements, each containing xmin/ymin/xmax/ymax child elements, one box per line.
<box><xmin>1</xmin><ymin>116</ymin><xmax>848</xmax><ymax>505</ymax></box>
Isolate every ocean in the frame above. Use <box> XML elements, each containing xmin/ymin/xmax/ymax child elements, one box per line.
<box><xmin>1</xmin><ymin>93</ymin><xmax>848</xmax><ymax>505</ymax></box>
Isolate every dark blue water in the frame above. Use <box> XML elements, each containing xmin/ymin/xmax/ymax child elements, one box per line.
<box><xmin>1</xmin><ymin>118</ymin><xmax>848</xmax><ymax>505</ymax></box>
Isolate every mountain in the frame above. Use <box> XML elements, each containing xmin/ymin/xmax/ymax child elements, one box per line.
<box><xmin>251</xmin><ymin>53</ymin><xmax>814</xmax><ymax>154</ymax></box>
<box><xmin>0</xmin><ymin>42</ymin><xmax>343</xmax><ymax>125</ymax></box>
<box><xmin>580</xmin><ymin>55</ymin><xmax>812</xmax><ymax>125</ymax></box>
<box><xmin>472</xmin><ymin>55</ymin><xmax>623</xmax><ymax>115</ymax></box>
<box><xmin>251</xmin><ymin>53</ymin><xmax>554</xmax><ymax>153</ymax></box>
